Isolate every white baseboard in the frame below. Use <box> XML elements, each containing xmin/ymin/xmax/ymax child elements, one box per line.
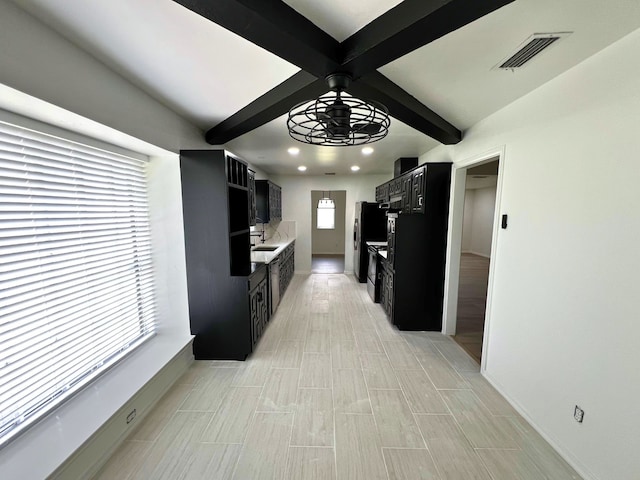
<box><xmin>482</xmin><ymin>372</ymin><xmax>597</xmax><ymax>480</ymax></box>
<box><xmin>50</xmin><ymin>343</ymin><xmax>194</xmax><ymax>480</ymax></box>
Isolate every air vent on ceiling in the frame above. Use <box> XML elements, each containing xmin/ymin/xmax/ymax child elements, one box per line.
<box><xmin>324</xmin><ymin>172</ymin><xmax>335</xmax><ymax>175</ymax></box>
<box><xmin>494</xmin><ymin>32</ymin><xmax>571</xmax><ymax>70</ymax></box>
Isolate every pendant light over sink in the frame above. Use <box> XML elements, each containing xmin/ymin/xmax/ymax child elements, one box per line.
<box><xmin>287</xmin><ymin>73</ymin><xmax>390</xmax><ymax>146</ymax></box>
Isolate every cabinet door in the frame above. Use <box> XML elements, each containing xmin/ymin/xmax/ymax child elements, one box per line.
<box><xmin>386</xmin><ymin>217</ymin><xmax>395</xmax><ymax>267</ymax></box>
<box><xmin>411</xmin><ymin>167</ymin><xmax>426</xmax><ymax>214</ymax></box>
<box><xmin>401</xmin><ymin>174</ymin><xmax>412</xmax><ymax>214</ymax></box>
<box><xmin>248</xmin><ymin>170</ymin><xmax>256</xmax><ymax>226</ymax></box>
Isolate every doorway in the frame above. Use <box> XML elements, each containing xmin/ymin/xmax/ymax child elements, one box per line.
<box><xmin>442</xmin><ymin>147</ymin><xmax>505</xmax><ymax>371</ymax></box>
<box><xmin>453</xmin><ymin>161</ymin><xmax>499</xmax><ymax>363</ymax></box>
<box><xmin>310</xmin><ymin>190</ymin><xmax>346</xmax><ymax>274</ymax></box>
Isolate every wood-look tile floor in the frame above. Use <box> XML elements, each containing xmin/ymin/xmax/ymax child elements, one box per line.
<box><xmin>94</xmin><ymin>274</ymin><xmax>581</xmax><ymax>480</ymax></box>
<box><xmin>454</xmin><ymin>253</ymin><xmax>491</xmax><ymax>364</ymax></box>
<box><xmin>311</xmin><ymin>255</ymin><xmax>345</xmax><ymax>274</ymax></box>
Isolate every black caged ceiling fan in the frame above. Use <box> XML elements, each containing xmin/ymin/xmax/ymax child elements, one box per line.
<box><xmin>287</xmin><ymin>73</ymin><xmax>390</xmax><ymax>146</ymax></box>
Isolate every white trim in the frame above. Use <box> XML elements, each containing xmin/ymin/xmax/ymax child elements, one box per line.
<box><xmin>442</xmin><ymin>145</ymin><xmax>506</xmax><ymax>374</ymax></box>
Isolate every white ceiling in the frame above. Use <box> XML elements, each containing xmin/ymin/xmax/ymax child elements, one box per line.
<box><xmin>10</xmin><ymin>0</ymin><xmax>640</xmax><ymax>175</ymax></box>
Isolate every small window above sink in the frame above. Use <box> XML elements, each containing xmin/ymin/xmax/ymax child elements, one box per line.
<box><xmin>252</xmin><ymin>246</ymin><xmax>279</xmax><ymax>252</ymax></box>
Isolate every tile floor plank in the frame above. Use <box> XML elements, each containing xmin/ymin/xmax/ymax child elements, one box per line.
<box><xmin>201</xmin><ymin>386</ymin><xmax>262</xmax><ymax>443</ymax></box>
<box><xmin>383</xmin><ymin>448</ymin><xmax>441</xmax><ymax>480</ymax></box>
<box><xmin>333</xmin><ymin>368</ymin><xmax>372</xmax><ymax>414</ymax></box>
<box><xmin>257</xmin><ymin>368</ymin><xmax>300</xmax><ymax>412</ymax></box>
<box><xmin>369</xmin><ymin>389</ymin><xmax>425</xmax><ymax>448</ymax></box>
<box><xmin>299</xmin><ymin>352</ymin><xmax>332</xmax><ymax>388</ymax></box>
<box><xmin>439</xmin><ymin>390</ymin><xmax>519</xmax><ymax>449</ymax></box>
<box><xmin>395</xmin><ymin>369</ymin><xmax>449</xmax><ymax>414</ymax></box>
<box><xmin>291</xmin><ymin>388</ymin><xmax>334</xmax><ymax>447</ymax></box>
<box><xmin>335</xmin><ymin>413</ymin><xmax>388</xmax><ymax>480</ymax></box>
<box><xmin>232</xmin><ymin>412</ymin><xmax>294</xmax><ymax>480</ymax></box>
<box><xmin>415</xmin><ymin>414</ymin><xmax>493</xmax><ymax>480</ymax></box>
<box><xmin>286</xmin><ymin>446</ymin><xmax>337</xmax><ymax>480</ymax></box>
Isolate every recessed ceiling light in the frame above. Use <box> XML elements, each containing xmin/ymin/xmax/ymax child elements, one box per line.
<box><xmin>288</xmin><ymin>147</ymin><xmax>300</xmax><ymax>155</ymax></box>
<box><xmin>362</xmin><ymin>147</ymin><xmax>374</xmax><ymax>155</ymax></box>
<box><xmin>297</xmin><ymin>165</ymin><xmax>307</xmax><ymax>172</ymax></box>
<box><xmin>351</xmin><ymin>165</ymin><xmax>360</xmax><ymax>172</ymax></box>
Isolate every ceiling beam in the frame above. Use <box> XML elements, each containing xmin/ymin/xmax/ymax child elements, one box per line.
<box><xmin>341</xmin><ymin>0</ymin><xmax>516</xmax><ymax>79</ymax></box>
<box><xmin>173</xmin><ymin>0</ymin><xmax>514</xmax><ymax>145</ymax></box>
<box><xmin>206</xmin><ymin>71</ymin><xmax>327</xmax><ymax>144</ymax></box>
<box><xmin>173</xmin><ymin>0</ymin><xmax>341</xmax><ymax>78</ymax></box>
<box><xmin>350</xmin><ymin>72</ymin><xmax>461</xmax><ymax>145</ymax></box>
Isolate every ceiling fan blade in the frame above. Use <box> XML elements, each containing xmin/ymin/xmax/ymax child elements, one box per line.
<box><xmin>352</xmin><ymin>122</ymin><xmax>383</xmax><ymax>135</ymax></box>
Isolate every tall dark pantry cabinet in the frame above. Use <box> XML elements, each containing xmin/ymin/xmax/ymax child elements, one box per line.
<box><xmin>180</xmin><ymin>150</ymin><xmax>268</xmax><ymax>360</ymax></box>
<box><xmin>378</xmin><ymin>163</ymin><xmax>452</xmax><ymax>331</ymax></box>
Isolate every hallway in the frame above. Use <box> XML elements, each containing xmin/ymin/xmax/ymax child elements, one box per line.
<box><xmin>95</xmin><ymin>274</ymin><xmax>581</xmax><ymax>480</ymax></box>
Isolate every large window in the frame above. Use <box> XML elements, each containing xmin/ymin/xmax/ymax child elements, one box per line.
<box><xmin>0</xmin><ymin>121</ymin><xmax>156</xmax><ymax>446</ymax></box>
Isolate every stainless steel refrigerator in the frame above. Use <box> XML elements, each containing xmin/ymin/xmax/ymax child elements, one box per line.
<box><xmin>353</xmin><ymin>201</ymin><xmax>388</xmax><ymax>282</ymax></box>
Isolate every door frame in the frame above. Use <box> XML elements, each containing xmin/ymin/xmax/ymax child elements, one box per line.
<box><xmin>441</xmin><ymin>145</ymin><xmax>506</xmax><ymax>372</ymax></box>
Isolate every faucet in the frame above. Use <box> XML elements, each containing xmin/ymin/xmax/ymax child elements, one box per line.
<box><xmin>251</xmin><ymin>218</ymin><xmax>266</xmax><ymax>245</ymax></box>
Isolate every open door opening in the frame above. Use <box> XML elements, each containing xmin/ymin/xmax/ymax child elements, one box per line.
<box><xmin>453</xmin><ymin>160</ymin><xmax>499</xmax><ymax>363</ymax></box>
<box><xmin>311</xmin><ymin>190</ymin><xmax>346</xmax><ymax>274</ymax></box>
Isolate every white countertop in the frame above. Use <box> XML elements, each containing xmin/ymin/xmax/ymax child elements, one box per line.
<box><xmin>250</xmin><ymin>238</ymin><xmax>296</xmax><ymax>264</ymax></box>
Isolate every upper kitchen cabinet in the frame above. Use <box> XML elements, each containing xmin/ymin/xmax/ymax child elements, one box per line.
<box><xmin>256</xmin><ymin>180</ymin><xmax>282</xmax><ymax>223</ymax></box>
<box><xmin>248</xmin><ymin>169</ymin><xmax>257</xmax><ymax>226</ymax></box>
<box><xmin>411</xmin><ymin>166</ymin><xmax>426</xmax><ymax>214</ymax></box>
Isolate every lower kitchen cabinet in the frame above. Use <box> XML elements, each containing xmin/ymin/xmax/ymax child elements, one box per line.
<box><xmin>279</xmin><ymin>241</ymin><xmax>295</xmax><ymax>298</ymax></box>
<box><xmin>249</xmin><ymin>264</ymin><xmax>269</xmax><ymax>347</ymax></box>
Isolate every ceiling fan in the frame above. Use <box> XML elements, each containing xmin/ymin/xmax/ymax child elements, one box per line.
<box><xmin>287</xmin><ymin>73</ymin><xmax>391</xmax><ymax>146</ymax></box>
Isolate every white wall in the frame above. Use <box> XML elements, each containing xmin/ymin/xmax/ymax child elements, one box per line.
<box><xmin>0</xmin><ymin>2</ymin><xmax>198</xmax><ymax>477</ymax></box>
<box><xmin>421</xmin><ymin>28</ymin><xmax>640</xmax><ymax>480</ymax></box>
<box><xmin>461</xmin><ymin>186</ymin><xmax>496</xmax><ymax>257</ymax></box>
<box><xmin>272</xmin><ymin>175</ymin><xmax>389</xmax><ymax>273</ymax></box>
<box><xmin>461</xmin><ymin>189</ymin><xmax>475</xmax><ymax>252</ymax></box>
<box><xmin>0</xmin><ymin>0</ymin><xmax>206</xmax><ymax>153</ymax></box>
<box><xmin>311</xmin><ymin>190</ymin><xmax>347</xmax><ymax>254</ymax></box>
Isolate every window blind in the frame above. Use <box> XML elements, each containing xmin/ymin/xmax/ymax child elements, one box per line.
<box><xmin>0</xmin><ymin>121</ymin><xmax>156</xmax><ymax>445</ymax></box>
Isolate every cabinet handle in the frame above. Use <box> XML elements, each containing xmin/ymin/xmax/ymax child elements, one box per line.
<box><xmin>418</xmin><ymin>196</ymin><xmax>423</xmax><ymax>206</ymax></box>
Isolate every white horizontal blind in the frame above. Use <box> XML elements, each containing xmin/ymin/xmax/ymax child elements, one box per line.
<box><xmin>0</xmin><ymin>121</ymin><xmax>156</xmax><ymax>445</ymax></box>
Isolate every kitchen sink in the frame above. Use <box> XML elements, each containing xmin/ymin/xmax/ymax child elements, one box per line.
<box><xmin>252</xmin><ymin>246</ymin><xmax>279</xmax><ymax>252</ymax></box>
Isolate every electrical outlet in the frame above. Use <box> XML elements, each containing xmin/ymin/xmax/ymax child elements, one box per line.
<box><xmin>126</xmin><ymin>408</ymin><xmax>136</xmax><ymax>424</ymax></box>
<box><xmin>574</xmin><ymin>405</ymin><xmax>584</xmax><ymax>423</ymax></box>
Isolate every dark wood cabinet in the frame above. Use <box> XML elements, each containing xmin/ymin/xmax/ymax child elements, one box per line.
<box><xmin>411</xmin><ymin>166</ymin><xmax>426</xmax><ymax>214</ymax></box>
<box><xmin>380</xmin><ymin>258</ymin><xmax>394</xmax><ymax>321</ymax></box>
<box><xmin>279</xmin><ymin>241</ymin><xmax>295</xmax><ymax>297</ymax></box>
<box><xmin>248</xmin><ymin>169</ymin><xmax>256</xmax><ymax>226</ymax></box>
<box><xmin>378</xmin><ymin>163</ymin><xmax>452</xmax><ymax>331</ymax></box>
<box><xmin>180</xmin><ymin>150</ymin><xmax>270</xmax><ymax>360</ymax></box>
<box><xmin>256</xmin><ymin>180</ymin><xmax>282</xmax><ymax>223</ymax></box>
<box><xmin>386</xmin><ymin>216</ymin><xmax>396</xmax><ymax>266</ymax></box>
<box><xmin>401</xmin><ymin>174</ymin><xmax>412</xmax><ymax>214</ymax></box>
<box><xmin>249</xmin><ymin>265</ymin><xmax>268</xmax><ymax>347</ymax></box>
